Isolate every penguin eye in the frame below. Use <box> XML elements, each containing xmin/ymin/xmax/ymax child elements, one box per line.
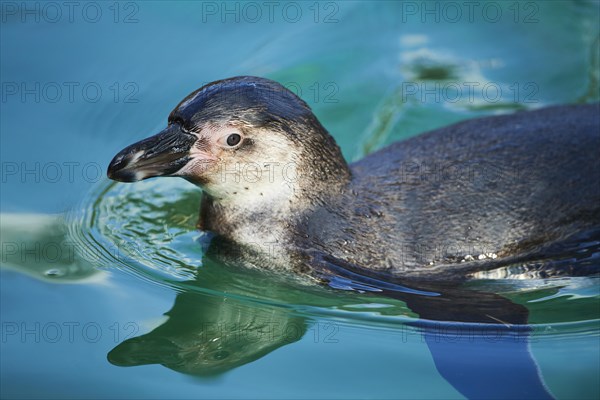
<box><xmin>216</xmin><ymin>130</ymin><xmax>244</xmax><ymax>148</ymax></box>
<box><xmin>226</xmin><ymin>133</ymin><xmax>241</xmax><ymax>147</ymax></box>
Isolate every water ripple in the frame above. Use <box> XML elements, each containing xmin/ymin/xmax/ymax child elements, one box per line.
<box><xmin>65</xmin><ymin>178</ymin><xmax>600</xmax><ymax>337</ymax></box>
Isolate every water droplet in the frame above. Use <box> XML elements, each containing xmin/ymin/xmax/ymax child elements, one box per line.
<box><xmin>213</xmin><ymin>350</ymin><xmax>230</xmax><ymax>360</ymax></box>
<box><xmin>45</xmin><ymin>268</ymin><xmax>65</xmax><ymax>278</ymax></box>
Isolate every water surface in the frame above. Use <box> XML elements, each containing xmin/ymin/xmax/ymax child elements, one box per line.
<box><xmin>1</xmin><ymin>1</ymin><xmax>599</xmax><ymax>399</ymax></box>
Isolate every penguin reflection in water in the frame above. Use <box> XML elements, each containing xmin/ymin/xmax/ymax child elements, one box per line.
<box><xmin>107</xmin><ymin>77</ymin><xmax>599</xmax><ymax>397</ymax></box>
<box><xmin>108</xmin><ymin>253</ymin><xmax>554</xmax><ymax>400</ymax></box>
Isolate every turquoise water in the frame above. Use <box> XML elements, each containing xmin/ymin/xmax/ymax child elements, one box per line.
<box><xmin>1</xmin><ymin>1</ymin><xmax>599</xmax><ymax>398</ymax></box>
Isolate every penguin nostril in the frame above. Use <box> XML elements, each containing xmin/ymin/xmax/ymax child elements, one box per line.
<box><xmin>112</xmin><ymin>149</ymin><xmax>141</xmax><ymax>172</ymax></box>
<box><xmin>119</xmin><ymin>153</ymin><xmax>134</xmax><ymax>166</ymax></box>
<box><xmin>171</xmin><ymin>116</ymin><xmax>191</xmax><ymax>132</ymax></box>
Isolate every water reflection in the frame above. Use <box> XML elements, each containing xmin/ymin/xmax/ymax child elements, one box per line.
<box><xmin>0</xmin><ymin>214</ymin><xmax>101</xmax><ymax>282</ymax></box>
<box><xmin>109</xmin><ymin>290</ymin><xmax>306</xmax><ymax>377</ymax></box>
<box><xmin>107</xmin><ymin>240</ymin><xmax>554</xmax><ymax>398</ymax></box>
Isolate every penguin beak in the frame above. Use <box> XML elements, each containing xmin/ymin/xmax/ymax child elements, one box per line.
<box><xmin>107</xmin><ymin>124</ymin><xmax>198</xmax><ymax>182</ymax></box>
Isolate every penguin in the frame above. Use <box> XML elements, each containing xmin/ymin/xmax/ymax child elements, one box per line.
<box><xmin>107</xmin><ymin>76</ymin><xmax>600</xmax><ymax>282</ymax></box>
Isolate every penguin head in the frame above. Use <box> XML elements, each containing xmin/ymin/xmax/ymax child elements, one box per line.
<box><xmin>107</xmin><ymin>76</ymin><xmax>349</xmax><ymax>202</ymax></box>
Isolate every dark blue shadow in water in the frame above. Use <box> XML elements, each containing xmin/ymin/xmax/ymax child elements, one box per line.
<box><xmin>423</xmin><ymin>323</ymin><xmax>553</xmax><ymax>400</ymax></box>
<box><xmin>312</xmin><ymin>252</ymin><xmax>555</xmax><ymax>399</ymax></box>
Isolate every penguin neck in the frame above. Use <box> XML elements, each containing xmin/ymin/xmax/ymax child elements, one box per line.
<box><xmin>197</xmin><ymin>145</ymin><xmax>352</xmax><ymax>250</ymax></box>
<box><xmin>198</xmin><ymin>180</ymin><xmax>350</xmax><ymax>245</ymax></box>
<box><xmin>198</xmin><ymin>192</ymin><xmax>297</xmax><ymax>255</ymax></box>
